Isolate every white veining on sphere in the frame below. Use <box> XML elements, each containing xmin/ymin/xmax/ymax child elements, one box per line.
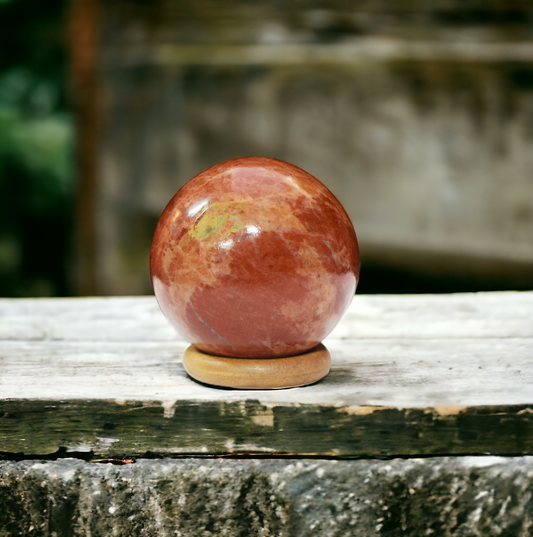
<box><xmin>188</xmin><ymin>301</ymin><xmax>237</xmax><ymax>351</ymax></box>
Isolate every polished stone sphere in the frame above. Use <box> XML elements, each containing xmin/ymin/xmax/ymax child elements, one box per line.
<box><xmin>150</xmin><ymin>157</ymin><xmax>359</xmax><ymax>358</ymax></box>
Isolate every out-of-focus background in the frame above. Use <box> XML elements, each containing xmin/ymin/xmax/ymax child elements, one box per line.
<box><xmin>1</xmin><ymin>0</ymin><xmax>533</xmax><ymax>297</ymax></box>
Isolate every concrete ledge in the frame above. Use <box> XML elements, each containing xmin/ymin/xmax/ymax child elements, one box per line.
<box><xmin>1</xmin><ymin>456</ymin><xmax>532</xmax><ymax>536</ymax></box>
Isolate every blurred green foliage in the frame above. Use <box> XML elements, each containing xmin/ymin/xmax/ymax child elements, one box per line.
<box><xmin>0</xmin><ymin>0</ymin><xmax>73</xmax><ymax>296</ymax></box>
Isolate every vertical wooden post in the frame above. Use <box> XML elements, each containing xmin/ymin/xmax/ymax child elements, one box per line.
<box><xmin>68</xmin><ymin>0</ymin><xmax>100</xmax><ymax>295</ymax></box>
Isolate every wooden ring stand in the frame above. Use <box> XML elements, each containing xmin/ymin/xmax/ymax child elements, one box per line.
<box><xmin>183</xmin><ymin>343</ymin><xmax>331</xmax><ymax>389</ymax></box>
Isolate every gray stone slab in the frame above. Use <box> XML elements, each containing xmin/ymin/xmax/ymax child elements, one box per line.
<box><xmin>1</xmin><ymin>456</ymin><xmax>532</xmax><ymax>536</ymax></box>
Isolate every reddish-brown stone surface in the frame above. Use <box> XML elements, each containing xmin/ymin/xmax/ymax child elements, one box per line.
<box><xmin>150</xmin><ymin>157</ymin><xmax>359</xmax><ymax>358</ymax></box>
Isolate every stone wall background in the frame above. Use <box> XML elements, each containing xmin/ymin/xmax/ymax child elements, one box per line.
<box><xmin>76</xmin><ymin>0</ymin><xmax>533</xmax><ymax>295</ymax></box>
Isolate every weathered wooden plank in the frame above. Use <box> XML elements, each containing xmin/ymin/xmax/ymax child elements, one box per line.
<box><xmin>1</xmin><ymin>292</ymin><xmax>532</xmax><ymax>341</ymax></box>
<box><xmin>1</xmin><ymin>398</ymin><xmax>533</xmax><ymax>458</ymax></box>
<box><xmin>332</xmin><ymin>291</ymin><xmax>533</xmax><ymax>339</ymax></box>
<box><xmin>1</xmin><ymin>293</ymin><xmax>532</xmax><ymax>457</ymax></box>
<box><xmin>1</xmin><ymin>339</ymin><xmax>532</xmax><ymax>407</ymax></box>
<box><xmin>0</xmin><ymin>297</ymin><xmax>177</xmax><ymax>342</ymax></box>
<box><xmin>1</xmin><ymin>338</ymin><xmax>532</xmax><ymax>456</ymax></box>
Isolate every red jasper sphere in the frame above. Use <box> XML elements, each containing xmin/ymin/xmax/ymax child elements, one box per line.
<box><xmin>150</xmin><ymin>157</ymin><xmax>359</xmax><ymax>358</ymax></box>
